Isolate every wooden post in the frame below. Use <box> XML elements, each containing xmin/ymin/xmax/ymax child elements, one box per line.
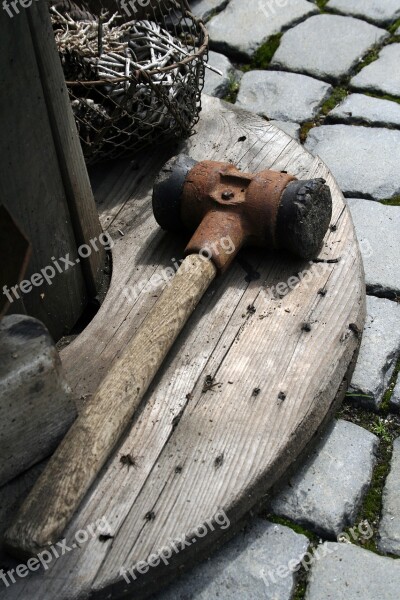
<box><xmin>0</xmin><ymin>3</ymin><xmax>106</xmax><ymax>340</ymax></box>
<box><xmin>27</xmin><ymin>2</ymin><xmax>106</xmax><ymax>297</ymax></box>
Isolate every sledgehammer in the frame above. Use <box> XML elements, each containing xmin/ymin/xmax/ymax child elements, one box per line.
<box><xmin>5</xmin><ymin>155</ymin><xmax>332</xmax><ymax>557</ymax></box>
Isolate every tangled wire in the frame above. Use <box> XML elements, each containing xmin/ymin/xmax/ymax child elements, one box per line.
<box><xmin>50</xmin><ymin>1</ymin><xmax>207</xmax><ymax>162</ymax></box>
<box><xmin>51</xmin><ymin>8</ymin><xmax>127</xmax><ymax>61</ymax></box>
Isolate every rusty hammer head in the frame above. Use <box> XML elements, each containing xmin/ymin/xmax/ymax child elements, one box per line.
<box><xmin>153</xmin><ymin>155</ymin><xmax>332</xmax><ymax>273</ymax></box>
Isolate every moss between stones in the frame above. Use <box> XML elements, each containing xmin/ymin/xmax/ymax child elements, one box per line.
<box><xmin>371</xmin><ymin>417</ymin><xmax>392</xmax><ymax>442</ymax></box>
<box><xmin>223</xmin><ymin>74</ymin><xmax>241</xmax><ymax>104</ymax></box>
<box><xmin>255</xmin><ymin>392</ymin><xmax>400</xmax><ymax>578</ymax></box>
<box><xmin>320</xmin><ymin>87</ymin><xmax>349</xmax><ymax>115</ymax></box>
<box><xmin>266</xmin><ymin>514</ymin><xmax>318</xmax><ymax>543</ymax></box>
<box><xmin>226</xmin><ymin>10</ymin><xmax>400</xmax><ymax>139</ymax></box>
<box><xmin>388</xmin><ymin>18</ymin><xmax>400</xmax><ymax>35</ymax></box>
<box><xmin>380</xmin><ymin>196</ymin><xmax>400</xmax><ymax>206</ymax></box>
<box><xmin>352</xmin><ymin>442</ymin><xmax>392</xmax><ymax>552</ymax></box>
<box><xmin>352</xmin><ymin>29</ymin><xmax>400</xmax><ymax>79</ymax></box>
<box><xmin>364</xmin><ymin>91</ymin><xmax>400</xmax><ymax>106</ymax></box>
<box><xmin>380</xmin><ymin>356</ymin><xmax>400</xmax><ymax>411</ymax></box>
<box><xmin>298</xmin><ymin>88</ymin><xmax>348</xmax><ymax>142</ymax></box>
<box><xmin>299</xmin><ymin>121</ymin><xmax>316</xmax><ymax>143</ymax></box>
<box><xmin>353</xmin><ymin>44</ymin><xmax>382</xmax><ymax>75</ymax></box>
<box><xmin>292</xmin><ymin>569</ymin><xmax>309</xmax><ymax>600</ymax></box>
<box><xmin>337</xmin><ymin>402</ymin><xmax>400</xmax><ymax>552</ymax></box>
<box><xmin>315</xmin><ymin>0</ymin><xmax>329</xmax><ymax>9</ymax></box>
<box><xmin>298</xmin><ymin>80</ymin><xmax>400</xmax><ymax>142</ymax></box>
<box><xmin>251</xmin><ymin>34</ymin><xmax>282</xmax><ymax>69</ymax></box>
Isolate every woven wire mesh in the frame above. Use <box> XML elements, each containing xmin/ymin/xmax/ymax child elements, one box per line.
<box><xmin>50</xmin><ymin>1</ymin><xmax>208</xmax><ymax>164</ymax></box>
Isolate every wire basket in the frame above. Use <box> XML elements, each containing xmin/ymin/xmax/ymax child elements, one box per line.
<box><xmin>50</xmin><ymin>1</ymin><xmax>208</xmax><ymax>164</ymax></box>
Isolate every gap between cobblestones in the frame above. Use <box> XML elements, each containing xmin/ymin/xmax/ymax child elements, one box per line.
<box><xmin>365</xmin><ymin>92</ymin><xmax>400</xmax><ymax>106</ymax></box>
<box><xmin>297</xmin><ymin>22</ymin><xmax>400</xmax><ymax>139</ymax></box>
<box><xmin>217</xmin><ymin>8</ymin><xmax>400</xmax><ymax>149</ymax></box>
<box><xmin>336</xmin><ymin>357</ymin><xmax>398</xmax><ymax>539</ymax></box>
<box><xmin>246</xmin><ymin>34</ymin><xmax>282</xmax><ymax>70</ymax></box>
<box><xmin>324</xmin><ymin>7</ymin><xmax>400</xmax><ymax>29</ymax></box>
<box><xmin>263</xmin><ymin>516</ymin><xmax>318</xmax><ymax>600</ymax></box>
<box><xmin>388</xmin><ymin>18</ymin><xmax>400</xmax><ymax>35</ymax></box>
<box><xmin>381</xmin><ymin>357</ymin><xmax>400</xmax><ymax>410</ymax></box>
<box><xmin>315</xmin><ymin>0</ymin><xmax>328</xmax><ymax>11</ymax></box>
<box><xmin>338</xmin><ymin>401</ymin><xmax>400</xmax><ymax>554</ymax></box>
<box><xmin>381</xmin><ymin>196</ymin><xmax>400</xmax><ymax>207</ymax></box>
<box><xmin>292</xmin><ymin>568</ymin><xmax>308</xmax><ymax>600</ymax></box>
<box><xmin>223</xmin><ymin>72</ymin><xmax>240</xmax><ymax>103</ymax></box>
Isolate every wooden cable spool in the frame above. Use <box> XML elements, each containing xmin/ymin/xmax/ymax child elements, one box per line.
<box><xmin>0</xmin><ymin>95</ymin><xmax>365</xmax><ymax>600</ymax></box>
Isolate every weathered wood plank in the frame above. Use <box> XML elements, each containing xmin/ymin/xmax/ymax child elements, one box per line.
<box><xmin>0</xmin><ymin>9</ymin><xmax>87</xmax><ymax>339</ymax></box>
<box><xmin>27</xmin><ymin>2</ymin><xmax>106</xmax><ymax>296</ymax></box>
<box><xmin>0</xmin><ymin>97</ymin><xmax>365</xmax><ymax>600</ymax></box>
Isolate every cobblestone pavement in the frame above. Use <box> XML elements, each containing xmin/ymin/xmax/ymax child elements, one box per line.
<box><xmin>155</xmin><ymin>1</ymin><xmax>400</xmax><ymax>598</ymax></box>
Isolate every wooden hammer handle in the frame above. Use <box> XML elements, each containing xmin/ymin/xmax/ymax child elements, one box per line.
<box><xmin>5</xmin><ymin>254</ymin><xmax>217</xmax><ymax>558</ymax></box>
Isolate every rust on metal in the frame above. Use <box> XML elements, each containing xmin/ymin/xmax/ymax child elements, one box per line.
<box><xmin>182</xmin><ymin>161</ymin><xmax>296</xmax><ymax>272</ymax></box>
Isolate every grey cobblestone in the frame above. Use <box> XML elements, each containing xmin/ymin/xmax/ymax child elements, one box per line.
<box><xmin>191</xmin><ymin>0</ymin><xmax>229</xmax><ymax>21</ymax></box>
<box><xmin>305</xmin><ymin>125</ymin><xmax>400</xmax><ymax>199</ymax></box>
<box><xmin>271</xmin><ymin>14</ymin><xmax>388</xmax><ymax>82</ymax></box>
<box><xmin>204</xmin><ymin>51</ymin><xmax>237</xmax><ymax>98</ymax></box>
<box><xmin>305</xmin><ymin>542</ymin><xmax>400</xmax><ymax>600</ymax></box>
<box><xmin>328</xmin><ymin>0</ymin><xmax>400</xmax><ymax>26</ymax></box>
<box><xmin>207</xmin><ymin>0</ymin><xmax>317</xmax><ymax>59</ymax></box>
<box><xmin>270</xmin><ymin>419</ymin><xmax>378</xmax><ymax>538</ymax></box>
<box><xmin>236</xmin><ymin>70</ymin><xmax>332</xmax><ymax>122</ymax></box>
<box><xmin>0</xmin><ymin>315</ymin><xmax>76</xmax><ymax>486</ymax></box>
<box><xmin>378</xmin><ymin>436</ymin><xmax>400</xmax><ymax>555</ymax></box>
<box><xmin>326</xmin><ymin>93</ymin><xmax>400</xmax><ymax>127</ymax></box>
<box><xmin>153</xmin><ymin>520</ymin><xmax>309</xmax><ymax>600</ymax></box>
<box><xmin>348</xmin><ymin>296</ymin><xmax>400</xmax><ymax>409</ymax></box>
<box><xmin>351</xmin><ymin>44</ymin><xmax>400</xmax><ymax>97</ymax></box>
<box><xmin>347</xmin><ymin>198</ymin><xmax>400</xmax><ymax>299</ymax></box>
<box><xmin>391</xmin><ymin>378</ymin><xmax>400</xmax><ymax>411</ymax></box>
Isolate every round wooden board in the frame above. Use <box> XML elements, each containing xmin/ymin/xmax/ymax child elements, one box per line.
<box><xmin>2</xmin><ymin>96</ymin><xmax>365</xmax><ymax>600</ymax></box>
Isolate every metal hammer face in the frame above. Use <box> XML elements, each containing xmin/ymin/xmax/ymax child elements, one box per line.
<box><xmin>153</xmin><ymin>155</ymin><xmax>333</xmax><ymax>272</ymax></box>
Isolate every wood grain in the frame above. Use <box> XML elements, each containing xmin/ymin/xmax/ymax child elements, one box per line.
<box><xmin>5</xmin><ymin>256</ymin><xmax>216</xmax><ymax>556</ymax></box>
<box><xmin>27</xmin><ymin>3</ymin><xmax>106</xmax><ymax>296</ymax></box>
<box><xmin>0</xmin><ymin>96</ymin><xmax>365</xmax><ymax>600</ymax></box>
<box><xmin>0</xmin><ymin>8</ymin><xmax>88</xmax><ymax>339</ymax></box>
